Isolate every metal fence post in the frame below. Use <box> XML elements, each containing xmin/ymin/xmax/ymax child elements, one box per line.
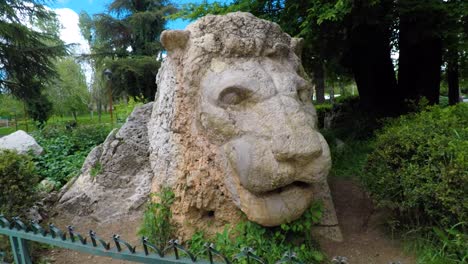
<box><xmin>9</xmin><ymin>236</ymin><xmax>32</xmax><ymax>264</ymax></box>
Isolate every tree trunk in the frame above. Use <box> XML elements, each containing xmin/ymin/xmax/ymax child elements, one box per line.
<box><xmin>72</xmin><ymin>111</ymin><xmax>78</xmax><ymax>122</ymax></box>
<box><xmin>345</xmin><ymin>23</ymin><xmax>399</xmax><ymax>115</ymax></box>
<box><xmin>98</xmin><ymin>101</ymin><xmax>102</xmax><ymax>122</ymax></box>
<box><xmin>447</xmin><ymin>50</ymin><xmax>460</xmax><ymax>105</ymax></box>
<box><xmin>339</xmin><ymin>80</ymin><xmax>346</xmax><ymax>96</ymax></box>
<box><xmin>313</xmin><ymin>63</ymin><xmax>325</xmax><ymax>104</ymax></box>
<box><xmin>329</xmin><ymin>79</ymin><xmax>335</xmax><ymax>103</ymax></box>
<box><xmin>398</xmin><ymin>0</ymin><xmax>443</xmax><ymax>106</ymax></box>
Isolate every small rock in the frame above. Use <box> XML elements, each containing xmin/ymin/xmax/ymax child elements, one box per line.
<box><xmin>26</xmin><ymin>205</ymin><xmax>43</xmax><ymax>222</ymax></box>
<box><xmin>38</xmin><ymin>178</ymin><xmax>58</xmax><ymax>193</ymax></box>
<box><xmin>332</xmin><ymin>256</ymin><xmax>349</xmax><ymax>264</ymax></box>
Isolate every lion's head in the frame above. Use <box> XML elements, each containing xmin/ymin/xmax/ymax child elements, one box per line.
<box><xmin>149</xmin><ymin>12</ymin><xmax>335</xmax><ymax>236</ymax></box>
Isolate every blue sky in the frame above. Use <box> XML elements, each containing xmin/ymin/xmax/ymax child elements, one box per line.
<box><xmin>47</xmin><ymin>0</ymin><xmax>231</xmax><ymax>84</ymax></box>
<box><xmin>49</xmin><ymin>0</ymin><xmax>230</xmax><ymax>30</ymax></box>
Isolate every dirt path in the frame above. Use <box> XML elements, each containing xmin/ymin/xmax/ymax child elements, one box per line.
<box><xmin>44</xmin><ymin>214</ymin><xmax>142</xmax><ymax>264</ymax></box>
<box><xmin>320</xmin><ymin>178</ymin><xmax>416</xmax><ymax>264</ymax></box>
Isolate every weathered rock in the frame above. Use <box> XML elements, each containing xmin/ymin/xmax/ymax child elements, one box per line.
<box><xmin>58</xmin><ymin>103</ymin><xmax>154</xmax><ymax>222</ymax></box>
<box><xmin>0</xmin><ymin>130</ymin><xmax>43</xmax><ymax>155</ymax></box>
<box><xmin>150</xmin><ymin>12</ymin><xmax>342</xmax><ymax>240</ymax></box>
<box><xmin>58</xmin><ymin>12</ymin><xmax>342</xmax><ymax>242</ymax></box>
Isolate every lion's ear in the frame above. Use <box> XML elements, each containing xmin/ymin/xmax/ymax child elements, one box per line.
<box><xmin>290</xmin><ymin>38</ymin><xmax>304</xmax><ymax>58</ymax></box>
<box><xmin>161</xmin><ymin>30</ymin><xmax>190</xmax><ymax>52</ymax></box>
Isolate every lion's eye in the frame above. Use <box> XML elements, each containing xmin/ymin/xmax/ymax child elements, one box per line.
<box><xmin>218</xmin><ymin>86</ymin><xmax>251</xmax><ymax>106</ymax></box>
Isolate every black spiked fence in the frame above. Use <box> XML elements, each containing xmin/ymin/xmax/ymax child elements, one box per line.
<box><xmin>0</xmin><ymin>215</ymin><xmax>309</xmax><ymax>264</ymax></box>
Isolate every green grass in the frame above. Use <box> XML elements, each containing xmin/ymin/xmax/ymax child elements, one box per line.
<box><xmin>0</xmin><ymin>112</ymin><xmax>117</xmax><ymax>136</ymax></box>
<box><xmin>403</xmin><ymin>224</ymin><xmax>467</xmax><ymax>264</ymax></box>
<box><xmin>90</xmin><ymin>162</ymin><xmax>103</xmax><ymax>178</ymax></box>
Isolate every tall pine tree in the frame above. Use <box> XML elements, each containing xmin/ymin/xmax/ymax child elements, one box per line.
<box><xmin>84</xmin><ymin>0</ymin><xmax>176</xmax><ymax>100</ymax></box>
<box><xmin>0</xmin><ymin>0</ymin><xmax>69</xmax><ymax>125</ymax></box>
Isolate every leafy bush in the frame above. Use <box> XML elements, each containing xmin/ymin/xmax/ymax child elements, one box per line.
<box><xmin>33</xmin><ymin>124</ymin><xmax>111</xmax><ymax>186</ymax></box>
<box><xmin>70</xmin><ymin>124</ymin><xmax>112</xmax><ymax>150</ymax></box>
<box><xmin>187</xmin><ymin>202</ymin><xmax>324</xmax><ymax>263</ymax></box>
<box><xmin>404</xmin><ymin>223</ymin><xmax>467</xmax><ymax>264</ymax></box>
<box><xmin>362</xmin><ymin>104</ymin><xmax>467</xmax><ymax>229</ymax></box>
<box><xmin>138</xmin><ymin>187</ymin><xmax>175</xmax><ymax>249</ymax></box>
<box><xmin>322</xmin><ymin>129</ymin><xmax>374</xmax><ymax>178</ymax></box>
<box><xmin>0</xmin><ymin>150</ymin><xmax>38</xmax><ymax>217</ymax></box>
<box><xmin>114</xmin><ymin>96</ymin><xmax>144</xmax><ymax>123</ymax></box>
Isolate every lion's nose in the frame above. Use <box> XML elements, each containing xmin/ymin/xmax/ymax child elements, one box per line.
<box><xmin>272</xmin><ymin>131</ymin><xmax>322</xmax><ymax>162</ymax></box>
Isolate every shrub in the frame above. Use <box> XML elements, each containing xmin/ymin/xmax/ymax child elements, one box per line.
<box><xmin>187</xmin><ymin>202</ymin><xmax>324</xmax><ymax>263</ymax></box>
<box><xmin>70</xmin><ymin>124</ymin><xmax>112</xmax><ymax>150</ymax></box>
<box><xmin>32</xmin><ymin>124</ymin><xmax>111</xmax><ymax>186</ymax></box>
<box><xmin>362</xmin><ymin>104</ymin><xmax>467</xmax><ymax>229</ymax></box>
<box><xmin>404</xmin><ymin>223</ymin><xmax>468</xmax><ymax>264</ymax></box>
<box><xmin>0</xmin><ymin>150</ymin><xmax>38</xmax><ymax>217</ymax></box>
<box><xmin>114</xmin><ymin>96</ymin><xmax>144</xmax><ymax>123</ymax></box>
<box><xmin>322</xmin><ymin>129</ymin><xmax>374</xmax><ymax>178</ymax></box>
<box><xmin>138</xmin><ymin>187</ymin><xmax>175</xmax><ymax>249</ymax></box>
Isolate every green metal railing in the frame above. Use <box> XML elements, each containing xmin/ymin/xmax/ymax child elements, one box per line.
<box><xmin>0</xmin><ymin>215</ymin><xmax>305</xmax><ymax>264</ymax></box>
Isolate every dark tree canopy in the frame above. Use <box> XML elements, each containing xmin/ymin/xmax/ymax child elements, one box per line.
<box><xmin>175</xmin><ymin>0</ymin><xmax>468</xmax><ymax>116</ymax></box>
<box><xmin>83</xmin><ymin>0</ymin><xmax>176</xmax><ymax>100</ymax></box>
<box><xmin>0</xmin><ymin>0</ymin><xmax>69</xmax><ymax>125</ymax></box>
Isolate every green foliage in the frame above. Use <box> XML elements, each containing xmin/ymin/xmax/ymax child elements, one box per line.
<box><xmin>90</xmin><ymin>162</ymin><xmax>103</xmax><ymax>178</ymax></box>
<box><xmin>362</xmin><ymin>104</ymin><xmax>468</xmax><ymax>229</ymax></box>
<box><xmin>138</xmin><ymin>187</ymin><xmax>175</xmax><ymax>249</ymax></box>
<box><xmin>439</xmin><ymin>96</ymin><xmax>449</xmax><ymax>108</ymax></box>
<box><xmin>187</xmin><ymin>202</ymin><xmax>324</xmax><ymax>263</ymax></box>
<box><xmin>0</xmin><ymin>94</ymin><xmax>25</xmax><ymax>119</ymax></box>
<box><xmin>103</xmin><ymin>56</ymin><xmax>160</xmax><ymax>99</ymax></box>
<box><xmin>25</xmin><ymin>93</ymin><xmax>53</xmax><ymax>127</ymax></box>
<box><xmin>0</xmin><ymin>150</ymin><xmax>38</xmax><ymax>218</ymax></box>
<box><xmin>84</xmin><ymin>0</ymin><xmax>176</xmax><ymax>100</ymax></box>
<box><xmin>314</xmin><ymin>103</ymin><xmax>332</xmax><ymax>128</ymax></box>
<box><xmin>115</xmin><ymin>96</ymin><xmax>144</xmax><ymax>122</ymax></box>
<box><xmin>404</xmin><ymin>223</ymin><xmax>467</xmax><ymax>264</ymax></box>
<box><xmin>45</xmin><ymin>57</ymin><xmax>90</xmax><ymax>118</ymax></box>
<box><xmin>322</xmin><ymin>130</ymin><xmax>374</xmax><ymax>178</ymax></box>
<box><xmin>0</xmin><ymin>0</ymin><xmax>69</xmax><ymax>123</ymax></box>
<box><xmin>33</xmin><ymin>125</ymin><xmax>111</xmax><ymax>186</ymax></box>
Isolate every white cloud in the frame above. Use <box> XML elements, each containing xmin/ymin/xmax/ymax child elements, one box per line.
<box><xmin>54</xmin><ymin>8</ymin><xmax>90</xmax><ymax>55</ymax></box>
<box><xmin>53</xmin><ymin>8</ymin><xmax>93</xmax><ymax>86</ymax></box>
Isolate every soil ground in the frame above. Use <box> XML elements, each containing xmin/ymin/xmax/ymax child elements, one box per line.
<box><xmin>43</xmin><ymin>178</ymin><xmax>416</xmax><ymax>264</ymax></box>
<box><xmin>44</xmin><ymin>214</ymin><xmax>142</xmax><ymax>264</ymax></box>
<box><xmin>319</xmin><ymin>178</ymin><xmax>416</xmax><ymax>264</ymax></box>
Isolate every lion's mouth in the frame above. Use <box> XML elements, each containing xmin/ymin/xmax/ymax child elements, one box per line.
<box><xmin>259</xmin><ymin>181</ymin><xmax>312</xmax><ymax>196</ymax></box>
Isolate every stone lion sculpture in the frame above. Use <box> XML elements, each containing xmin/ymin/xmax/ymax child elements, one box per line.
<box><xmin>58</xmin><ymin>12</ymin><xmax>341</xmax><ymax>242</ymax></box>
<box><xmin>149</xmin><ymin>12</ymin><xmax>341</xmax><ymax>240</ymax></box>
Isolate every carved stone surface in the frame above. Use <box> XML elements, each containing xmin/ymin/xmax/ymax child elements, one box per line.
<box><xmin>150</xmin><ymin>12</ymin><xmax>342</xmax><ymax>240</ymax></box>
<box><xmin>58</xmin><ymin>12</ymin><xmax>342</xmax><ymax>241</ymax></box>
<box><xmin>58</xmin><ymin>103</ymin><xmax>154</xmax><ymax>222</ymax></box>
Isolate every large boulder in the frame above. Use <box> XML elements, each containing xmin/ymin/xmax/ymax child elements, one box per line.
<box><xmin>59</xmin><ymin>12</ymin><xmax>342</xmax><ymax>241</ymax></box>
<box><xmin>58</xmin><ymin>103</ymin><xmax>154</xmax><ymax>222</ymax></box>
<box><xmin>150</xmin><ymin>12</ymin><xmax>341</xmax><ymax>240</ymax></box>
<box><xmin>0</xmin><ymin>130</ymin><xmax>43</xmax><ymax>155</ymax></box>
